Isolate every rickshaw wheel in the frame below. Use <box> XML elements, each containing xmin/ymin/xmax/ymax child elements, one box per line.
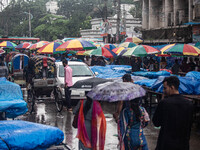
<box><xmin>27</xmin><ymin>89</ymin><xmax>35</xmax><ymax>114</ymax></box>
<box><xmin>55</xmin><ymin>89</ymin><xmax>63</xmax><ymax>112</ymax></box>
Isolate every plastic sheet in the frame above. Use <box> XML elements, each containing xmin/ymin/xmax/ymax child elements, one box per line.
<box><xmin>0</xmin><ymin>120</ymin><xmax>64</xmax><ymax>150</ymax></box>
<box><xmin>0</xmin><ymin>78</ymin><xmax>27</xmax><ymax>118</ymax></box>
<box><xmin>90</xmin><ymin>65</ymin><xmax>132</xmax><ymax>79</ymax></box>
<box><xmin>151</xmin><ymin>76</ymin><xmax>200</xmax><ymax>95</ymax></box>
<box><xmin>132</xmin><ymin>71</ymin><xmax>170</xmax><ymax>79</ymax></box>
<box><xmin>134</xmin><ymin>79</ymin><xmax>157</xmax><ymax>87</ymax></box>
<box><xmin>185</xmin><ymin>71</ymin><xmax>200</xmax><ymax>81</ymax></box>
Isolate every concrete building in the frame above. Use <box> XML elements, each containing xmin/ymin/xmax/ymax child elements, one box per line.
<box><xmin>80</xmin><ymin>4</ymin><xmax>142</xmax><ymax>43</ymax></box>
<box><xmin>140</xmin><ymin>0</ymin><xmax>200</xmax><ymax>44</ymax></box>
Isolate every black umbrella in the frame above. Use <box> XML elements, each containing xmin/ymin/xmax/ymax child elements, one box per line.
<box><xmin>71</xmin><ymin>77</ymin><xmax>113</xmax><ymax>90</ymax></box>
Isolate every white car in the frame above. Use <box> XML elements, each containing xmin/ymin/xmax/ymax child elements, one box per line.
<box><xmin>55</xmin><ymin>61</ymin><xmax>95</xmax><ymax>100</ymax></box>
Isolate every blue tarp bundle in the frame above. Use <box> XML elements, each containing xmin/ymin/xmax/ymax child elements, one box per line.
<box><xmin>151</xmin><ymin>76</ymin><xmax>200</xmax><ymax>95</ymax></box>
<box><xmin>0</xmin><ymin>120</ymin><xmax>64</xmax><ymax>150</ymax></box>
<box><xmin>90</xmin><ymin>65</ymin><xmax>132</xmax><ymax>79</ymax></box>
<box><xmin>0</xmin><ymin>78</ymin><xmax>27</xmax><ymax>118</ymax></box>
<box><xmin>132</xmin><ymin>71</ymin><xmax>170</xmax><ymax>79</ymax></box>
<box><xmin>185</xmin><ymin>71</ymin><xmax>200</xmax><ymax>81</ymax></box>
<box><xmin>135</xmin><ymin>79</ymin><xmax>157</xmax><ymax>87</ymax></box>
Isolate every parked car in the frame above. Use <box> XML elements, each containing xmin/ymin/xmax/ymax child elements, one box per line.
<box><xmin>55</xmin><ymin>61</ymin><xmax>95</xmax><ymax>100</ymax></box>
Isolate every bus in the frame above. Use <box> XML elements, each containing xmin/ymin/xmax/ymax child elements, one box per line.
<box><xmin>0</xmin><ymin>36</ymin><xmax>40</xmax><ymax>45</ymax></box>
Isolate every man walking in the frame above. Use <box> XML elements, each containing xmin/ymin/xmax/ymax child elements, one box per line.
<box><xmin>153</xmin><ymin>76</ymin><xmax>193</xmax><ymax>150</ymax></box>
<box><xmin>62</xmin><ymin>59</ymin><xmax>73</xmax><ymax>112</ymax></box>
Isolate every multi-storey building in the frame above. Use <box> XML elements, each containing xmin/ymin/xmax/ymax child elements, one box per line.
<box><xmin>140</xmin><ymin>0</ymin><xmax>200</xmax><ymax>44</ymax></box>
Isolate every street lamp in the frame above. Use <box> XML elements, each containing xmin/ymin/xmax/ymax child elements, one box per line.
<box><xmin>22</xmin><ymin>11</ymin><xmax>33</xmax><ymax>37</ymax></box>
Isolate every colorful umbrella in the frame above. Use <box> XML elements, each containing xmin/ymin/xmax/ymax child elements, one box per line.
<box><xmin>56</xmin><ymin>39</ymin><xmax>97</xmax><ymax>52</ymax></box>
<box><xmin>117</xmin><ymin>48</ymin><xmax>131</xmax><ymax>56</ymax></box>
<box><xmin>27</xmin><ymin>41</ymin><xmax>48</xmax><ymax>50</ymax></box>
<box><xmin>0</xmin><ymin>41</ymin><xmax>17</xmax><ymax>48</ymax></box>
<box><xmin>123</xmin><ymin>45</ymin><xmax>160</xmax><ymax>57</ymax></box>
<box><xmin>37</xmin><ymin>42</ymin><xmax>62</xmax><ymax>54</ymax></box>
<box><xmin>83</xmin><ymin>50</ymin><xmax>93</xmax><ymax>56</ymax></box>
<box><xmin>112</xmin><ymin>47</ymin><xmax>129</xmax><ymax>54</ymax></box>
<box><xmin>164</xmin><ymin>44</ymin><xmax>200</xmax><ymax>56</ymax></box>
<box><xmin>90</xmin><ymin>47</ymin><xmax>117</xmax><ymax>58</ymax></box>
<box><xmin>125</xmin><ymin>37</ymin><xmax>143</xmax><ymax>44</ymax></box>
<box><xmin>15</xmin><ymin>42</ymin><xmax>31</xmax><ymax>50</ymax></box>
<box><xmin>119</xmin><ymin>42</ymin><xmax>137</xmax><ymax>48</ymax></box>
<box><xmin>103</xmin><ymin>44</ymin><xmax>117</xmax><ymax>51</ymax></box>
<box><xmin>87</xmin><ymin>82</ymin><xmax>146</xmax><ymax>102</ymax></box>
<box><xmin>160</xmin><ymin>44</ymin><xmax>175</xmax><ymax>55</ymax></box>
<box><xmin>76</xmin><ymin>50</ymin><xmax>86</xmax><ymax>55</ymax></box>
<box><xmin>62</xmin><ymin>38</ymin><xmax>76</xmax><ymax>43</ymax></box>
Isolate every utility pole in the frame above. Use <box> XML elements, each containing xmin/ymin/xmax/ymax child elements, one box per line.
<box><xmin>29</xmin><ymin>10</ymin><xmax>31</xmax><ymax>37</ymax></box>
<box><xmin>116</xmin><ymin>0</ymin><xmax>121</xmax><ymax>43</ymax></box>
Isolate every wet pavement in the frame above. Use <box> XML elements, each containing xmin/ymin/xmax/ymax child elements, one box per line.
<box><xmin>17</xmin><ymin>99</ymin><xmax>200</xmax><ymax>150</ymax></box>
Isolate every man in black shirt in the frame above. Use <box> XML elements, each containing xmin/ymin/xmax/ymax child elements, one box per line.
<box><xmin>153</xmin><ymin>76</ymin><xmax>193</xmax><ymax>150</ymax></box>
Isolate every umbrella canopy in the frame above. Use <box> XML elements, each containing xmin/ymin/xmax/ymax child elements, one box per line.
<box><xmin>71</xmin><ymin>77</ymin><xmax>113</xmax><ymax>90</ymax></box>
<box><xmin>37</xmin><ymin>42</ymin><xmax>62</xmax><ymax>54</ymax></box>
<box><xmin>112</xmin><ymin>47</ymin><xmax>129</xmax><ymax>54</ymax></box>
<box><xmin>83</xmin><ymin>50</ymin><xmax>93</xmax><ymax>56</ymax></box>
<box><xmin>90</xmin><ymin>47</ymin><xmax>117</xmax><ymax>58</ymax></box>
<box><xmin>123</xmin><ymin>45</ymin><xmax>160</xmax><ymax>57</ymax></box>
<box><xmin>62</xmin><ymin>38</ymin><xmax>76</xmax><ymax>43</ymax></box>
<box><xmin>56</xmin><ymin>39</ymin><xmax>97</xmax><ymax>52</ymax></box>
<box><xmin>0</xmin><ymin>41</ymin><xmax>17</xmax><ymax>48</ymax></box>
<box><xmin>27</xmin><ymin>41</ymin><xmax>49</xmax><ymax>50</ymax></box>
<box><xmin>119</xmin><ymin>42</ymin><xmax>137</xmax><ymax>48</ymax></box>
<box><xmin>164</xmin><ymin>44</ymin><xmax>200</xmax><ymax>56</ymax></box>
<box><xmin>103</xmin><ymin>44</ymin><xmax>117</xmax><ymax>51</ymax></box>
<box><xmin>15</xmin><ymin>42</ymin><xmax>31</xmax><ymax>50</ymax></box>
<box><xmin>125</xmin><ymin>37</ymin><xmax>143</xmax><ymax>44</ymax></box>
<box><xmin>87</xmin><ymin>81</ymin><xmax>146</xmax><ymax>102</ymax></box>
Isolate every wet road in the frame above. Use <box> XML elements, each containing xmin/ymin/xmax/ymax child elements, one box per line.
<box><xmin>17</xmin><ymin>99</ymin><xmax>200</xmax><ymax>150</ymax></box>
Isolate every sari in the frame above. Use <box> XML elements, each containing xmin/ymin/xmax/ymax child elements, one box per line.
<box><xmin>76</xmin><ymin>100</ymin><xmax>106</xmax><ymax>150</ymax></box>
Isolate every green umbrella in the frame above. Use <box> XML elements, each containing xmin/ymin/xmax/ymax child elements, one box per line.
<box><xmin>123</xmin><ymin>45</ymin><xmax>160</xmax><ymax>57</ymax></box>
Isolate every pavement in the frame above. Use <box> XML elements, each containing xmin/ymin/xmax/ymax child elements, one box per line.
<box><xmin>17</xmin><ymin>100</ymin><xmax>200</xmax><ymax>150</ymax></box>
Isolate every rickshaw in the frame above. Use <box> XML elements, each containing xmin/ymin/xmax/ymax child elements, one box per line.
<box><xmin>27</xmin><ymin>55</ymin><xmax>63</xmax><ymax>113</ymax></box>
<box><xmin>10</xmin><ymin>53</ymin><xmax>29</xmax><ymax>87</ymax></box>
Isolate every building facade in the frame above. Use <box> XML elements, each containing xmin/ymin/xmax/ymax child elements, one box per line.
<box><xmin>141</xmin><ymin>0</ymin><xmax>200</xmax><ymax>44</ymax></box>
<box><xmin>80</xmin><ymin>4</ymin><xmax>142</xmax><ymax>43</ymax></box>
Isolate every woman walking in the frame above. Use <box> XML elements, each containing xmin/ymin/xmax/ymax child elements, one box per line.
<box><xmin>118</xmin><ymin>98</ymin><xmax>149</xmax><ymax>150</ymax></box>
<box><xmin>73</xmin><ymin>97</ymin><xmax>106</xmax><ymax>150</ymax></box>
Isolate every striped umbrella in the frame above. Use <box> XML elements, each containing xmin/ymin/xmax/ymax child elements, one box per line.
<box><xmin>164</xmin><ymin>44</ymin><xmax>200</xmax><ymax>56</ymax></box>
<box><xmin>123</xmin><ymin>45</ymin><xmax>160</xmax><ymax>57</ymax></box>
<box><xmin>15</xmin><ymin>42</ymin><xmax>31</xmax><ymax>50</ymax></box>
<box><xmin>0</xmin><ymin>41</ymin><xmax>17</xmax><ymax>48</ymax></box>
<box><xmin>124</xmin><ymin>37</ymin><xmax>143</xmax><ymax>44</ymax></box>
<box><xmin>90</xmin><ymin>47</ymin><xmax>117</xmax><ymax>58</ymax></box>
<box><xmin>103</xmin><ymin>44</ymin><xmax>117</xmax><ymax>51</ymax></box>
<box><xmin>112</xmin><ymin>47</ymin><xmax>129</xmax><ymax>54</ymax></box>
<box><xmin>56</xmin><ymin>39</ymin><xmax>97</xmax><ymax>52</ymax></box>
<box><xmin>37</xmin><ymin>42</ymin><xmax>62</xmax><ymax>54</ymax></box>
<box><xmin>119</xmin><ymin>42</ymin><xmax>136</xmax><ymax>48</ymax></box>
<box><xmin>27</xmin><ymin>41</ymin><xmax>49</xmax><ymax>50</ymax></box>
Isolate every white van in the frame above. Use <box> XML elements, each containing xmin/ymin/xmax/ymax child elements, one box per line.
<box><xmin>55</xmin><ymin>61</ymin><xmax>95</xmax><ymax>100</ymax></box>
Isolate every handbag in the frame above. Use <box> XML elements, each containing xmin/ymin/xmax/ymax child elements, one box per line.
<box><xmin>72</xmin><ymin>113</ymin><xmax>78</xmax><ymax>128</ymax></box>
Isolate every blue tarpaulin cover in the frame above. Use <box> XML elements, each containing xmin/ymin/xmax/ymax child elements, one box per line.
<box><xmin>135</xmin><ymin>79</ymin><xmax>157</xmax><ymax>87</ymax></box>
<box><xmin>0</xmin><ymin>120</ymin><xmax>64</xmax><ymax>150</ymax></box>
<box><xmin>185</xmin><ymin>71</ymin><xmax>200</xmax><ymax>81</ymax></box>
<box><xmin>151</xmin><ymin>76</ymin><xmax>200</xmax><ymax>95</ymax></box>
<box><xmin>90</xmin><ymin>65</ymin><xmax>131</xmax><ymax>79</ymax></box>
<box><xmin>0</xmin><ymin>78</ymin><xmax>27</xmax><ymax>118</ymax></box>
<box><xmin>132</xmin><ymin>71</ymin><xmax>170</xmax><ymax>79</ymax></box>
